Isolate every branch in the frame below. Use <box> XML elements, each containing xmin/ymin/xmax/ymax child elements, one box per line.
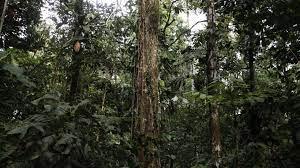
<box><xmin>167</xmin><ymin>20</ymin><xmax>207</xmax><ymax>47</ymax></box>
<box><xmin>163</xmin><ymin>0</ymin><xmax>178</xmax><ymax>36</ymax></box>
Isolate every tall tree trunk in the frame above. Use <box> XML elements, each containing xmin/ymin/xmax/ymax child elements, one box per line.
<box><xmin>206</xmin><ymin>0</ymin><xmax>221</xmax><ymax>167</ymax></box>
<box><xmin>248</xmin><ymin>42</ymin><xmax>258</xmax><ymax>141</ymax></box>
<box><xmin>68</xmin><ymin>0</ymin><xmax>84</xmax><ymax>102</ymax></box>
<box><xmin>248</xmin><ymin>41</ymin><xmax>255</xmax><ymax>93</ymax></box>
<box><xmin>246</xmin><ymin>28</ymin><xmax>260</xmax><ymax>142</ymax></box>
<box><xmin>134</xmin><ymin>0</ymin><xmax>160</xmax><ymax>167</ymax></box>
<box><xmin>239</xmin><ymin>1</ymin><xmax>260</xmax><ymax>143</ymax></box>
<box><xmin>0</xmin><ymin>0</ymin><xmax>8</xmax><ymax>34</ymax></box>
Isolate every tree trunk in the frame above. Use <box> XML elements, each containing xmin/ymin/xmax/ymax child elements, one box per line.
<box><xmin>206</xmin><ymin>0</ymin><xmax>221</xmax><ymax>167</ymax></box>
<box><xmin>248</xmin><ymin>43</ymin><xmax>255</xmax><ymax>93</ymax></box>
<box><xmin>68</xmin><ymin>0</ymin><xmax>84</xmax><ymax>102</ymax></box>
<box><xmin>0</xmin><ymin>0</ymin><xmax>8</xmax><ymax>34</ymax></box>
<box><xmin>246</xmin><ymin>27</ymin><xmax>260</xmax><ymax>142</ymax></box>
<box><xmin>134</xmin><ymin>0</ymin><xmax>160</xmax><ymax>167</ymax></box>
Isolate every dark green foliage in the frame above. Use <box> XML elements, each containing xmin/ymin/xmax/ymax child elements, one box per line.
<box><xmin>1</xmin><ymin>0</ymin><xmax>43</xmax><ymax>50</ymax></box>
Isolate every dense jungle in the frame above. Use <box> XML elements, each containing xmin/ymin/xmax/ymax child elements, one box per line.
<box><xmin>0</xmin><ymin>0</ymin><xmax>299</xmax><ymax>167</ymax></box>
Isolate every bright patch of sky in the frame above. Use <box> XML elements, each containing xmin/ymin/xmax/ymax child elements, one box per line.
<box><xmin>96</xmin><ymin>0</ymin><xmax>206</xmax><ymax>31</ymax></box>
<box><xmin>41</xmin><ymin>0</ymin><xmax>206</xmax><ymax>31</ymax></box>
<box><xmin>181</xmin><ymin>10</ymin><xmax>206</xmax><ymax>32</ymax></box>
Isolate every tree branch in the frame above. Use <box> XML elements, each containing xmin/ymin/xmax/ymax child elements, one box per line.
<box><xmin>163</xmin><ymin>0</ymin><xmax>178</xmax><ymax>36</ymax></box>
<box><xmin>168</xmin><ymin>20</ymin><xmax>207</xmax><ymax>47</ymax></box>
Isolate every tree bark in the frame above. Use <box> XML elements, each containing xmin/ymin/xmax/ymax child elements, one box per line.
<box><xmin>0</xmin><ymin>0</ymin><xmax>8</xmax><ymax>34</ymax></box>
<box><xmin>134</xmin><ymin>0</ymin><xmax>160</xmax><ymax>167</ymax></box>
<box><xmin>206</xmin><ymin>0</ymin><xmax>221</xmax><ymax>167</ymax></box>
<box><xmin>247</xmin><ymin>31</ymin><xmax>259</xmax><ymax>141</ymax></box>
<box><xmin>68</xmin><ymin>0</ymin><xmax>84</xmax><ymax>102</ymax></box>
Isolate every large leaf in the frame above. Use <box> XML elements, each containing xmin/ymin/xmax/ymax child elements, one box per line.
<box><xmin>71</xmin><ymin>99</ymin><xmax>90</xmax><ymax>114</ymax></box>
<box><xmin>2</xmin><ymin>64</ymin><xmax>35</xmax><ymax>87</ymax></box>
<box><xmin>7</xmin><ymin>123</ymin><xmax>31</xmax><ymax>139</ymax></box>
<box><xmin>31</xmin><ymin>93</ymin><xmax>61</xmax><ymax>105</ymax></box>
<box><xmin>55</xmin><ymin>134</ymin><xmax>78</xmax><ymax>146</ymax></box>
<box><xmin>7</xmin><ymin>115</ymin><xmax>48</xmax><ymax>139</ymax></box>
<box><xmin>0</xmin><ymin>51</ymin><xmax>8</xmax><ymax>61</ymax></box>
<box><xmin>0</xmin><ymin>145</ymin><xmax>17</xmax><ymax>161</ymax></box>
<box><xmin>41</xmin><ymin>135</ymin><xmax>56</xmax><ymax>151</ymax></box>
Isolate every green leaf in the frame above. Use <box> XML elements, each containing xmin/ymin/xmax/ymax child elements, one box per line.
<box><xmin>7</xmin><ymin>124</ymin><xmax>31</xmax><ymax>139</ymax></box>
<box><xmin>0</xmin><ymin>145</ymin><xmax>17</xmax><ymax>161</ymax></box>
<box><xmin>255</xmin><ymin>97</ymin><xmax>265</xmax><ymax>103</ymax></box>
<box><xmin>2</xmin><ymin>64</ymin><xmax>24</xmax><ymax>76</ymax></box>
<box><xmin>54</xmin><ymin>103</ymin><xmax>72</xmax><ymax>116</ymax></box>
<box><xmin>83</xmin><ymin>25</ymin><xmax>90</xmax><ymax>32</ymax></box>
<box><xmin>84</xmin><ymin>144</ymin><xmax>91</xmax><ymax>156</ymax></box>
<box><xmin>62</xmin><ymin>145</ymin><xmax>72</xmax><ymax>154</ymax></box>
<box><xmin>199</xmin><ymin>93</ymin><xmax>207</xmax><ymax>99</ymax></box>
<box><xmin>2</xmin><ymin>64</ymin><xmax>35</xmax><ymax>87</ymax></box>
<box><xmin>32</xmin><ymin>93</ymin><xmax>61</xmax><ymax>105</ymax></box>
<box><xmin>44</xmin><ymin>105</ymin><xmax>52</xmax><ymax>111</ymax></box>
<box><xmin>0</xmin><ymin>51</ymin><xmax>8</xmax><ymax>61</ymax></box>
<box><xmin>56</xmin><ymin>134</ymin><xmax>77</xmax><ymax>146</ymax></box>
<box><xmin>159</xmin><ymin>80</ymin><xmax>165</xmax><ymax>88</ymax></box>
<box><xmin>167</xmin><ymin>154</ymin><xmax>176</xmax><ymax>160</ymax></box>
<box><xmin>17</xmin><ymin>75</ymin><xmax>36</xmax><ymax>87</ymax></box>
<box><xmin>72</xmin><ymin>99</ymin><xmax>90</xmax><ymax>114</ymax></box>
<box><xmin>42</xmin><ymin>135</ymin><xmax>56</xmax><ymax>151</ymax></box>
<box><xmin>32</xmin><ymin>124</ymin><xmax>45</xmax><ymax>135</ymax></box>
<box><xmin>30</xmin><ymin>151</ymin><xmax>41</xmax><ymax>160</ymax></box>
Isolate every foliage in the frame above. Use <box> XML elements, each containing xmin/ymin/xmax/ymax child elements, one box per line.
<box><xmin>1</xmin><ymin>0</ymin><xmax>44</xmax><ymax>50</ymax></box>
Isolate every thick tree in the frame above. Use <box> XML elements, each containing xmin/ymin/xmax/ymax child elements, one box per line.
<box><xmin>68</xmin><ymin>0</ymin><xmax>85</xmax><ymax>102</ymax></box>
<box><xmin>0</xmin><ymin>0</ymin><xmax>8</xmax><ymax>34</ymax></box>
<box><xmin>206</xmin><ymin>0</ymin><xmax>221</xmax><ymax>167</ymax></box>
<box><xmin>238</xmin><ymin>1</ymin><xmax>259</xmax><ymax>142</ymax></box>
<box><xmin>134</xmin><ymin>0</ymin><xmax>160</xmax><ymax>167</ymax></box>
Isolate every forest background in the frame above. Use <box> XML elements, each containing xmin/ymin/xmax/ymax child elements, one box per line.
<box><xmin>0</xmin><ymin>0</ymin><xmax>299</xmax><ymax>167</ymax></box>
